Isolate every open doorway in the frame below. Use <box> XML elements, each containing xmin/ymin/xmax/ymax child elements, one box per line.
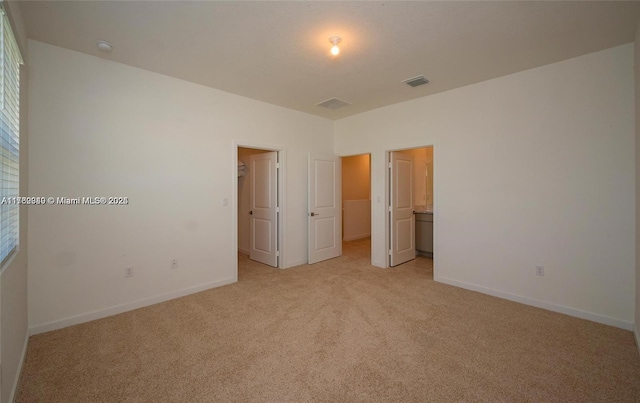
<box><xmin>237</xmin><ymin>146</ymin><xmax>281</xmax><ymax>272</ymax></box>
<box><xmin>387</xmin><ymin>146</ymin><xmax>434</xmax><ymax>271</ymax></box>
<box><xmin>341</xmin><ymin>154</ymin><xmax>372</xmax><ymax>263</ymax></box>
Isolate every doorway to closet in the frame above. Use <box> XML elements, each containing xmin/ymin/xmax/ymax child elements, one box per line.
<box><xmin>341</xmin><ymin>153</ymin><xmax>372</xmax><ymax>263</ymax></box>
<box><xmin>237</xmin><ymin>147</ymin><xmax>280</xmax><ymax>268</ymax></box>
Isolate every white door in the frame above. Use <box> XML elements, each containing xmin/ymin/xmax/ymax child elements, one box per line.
<box><xmin>389</xmin><ymin>151</ymin><xmax>415</xmax><ymax>266</ymax></box>
<box><xmin>308</xmin><ymin>153</ymin><xmax>342</xmax><ymax>264</ymax></box>
<box><xmin>249</xmin><ymin>151</ymin><xmax>278</xmax><ymax>267</ymax></box>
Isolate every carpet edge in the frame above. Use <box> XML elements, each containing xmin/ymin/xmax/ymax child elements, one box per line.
<box><xmin>436</xmin><ymin>275</ymin><xmax>633</xmax><ymax>330</ymax></box>
<box><xmin>29</xmin><ymin>277</ymin><xmax>236</xmax><ymax>336</ymax></box>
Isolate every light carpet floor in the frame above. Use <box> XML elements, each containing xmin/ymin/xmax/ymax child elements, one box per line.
<box><xmin>16</xmin><ymin>238</ymin><xmax>640</xmax><ymax>402</ymax></box>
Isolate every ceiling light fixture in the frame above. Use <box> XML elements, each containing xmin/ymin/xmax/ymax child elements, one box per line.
<box><xmin>329</xmin><ymin>36</ymin><xmax>342</xmax><ymax>56</ymax></box>
<box><xmin>96</xmin><ymin>40</ymin><xmax>113</xmax><ymax>53</ymax></box>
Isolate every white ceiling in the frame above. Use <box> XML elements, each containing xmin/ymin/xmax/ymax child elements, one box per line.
<box><xmin>18</xmin><ymin>1</ymin><xmax>640</xmax><ymax>120</ymax></box>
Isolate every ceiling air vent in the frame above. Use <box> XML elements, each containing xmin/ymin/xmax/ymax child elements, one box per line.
<box><xmin>403</xmin><ymin>75</ymin><xmax>430</xmax><ymax>88</ymax></box>
<box><xmin>316</xmin><ymin>98</ymin><xmax>351</xmax><ymax>110</ymax></box>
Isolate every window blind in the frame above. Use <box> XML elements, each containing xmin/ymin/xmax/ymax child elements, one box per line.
<box><xmin>0</xmin><ymin>4</ymin><xmax>22</xmax><ymax>267</ymax></box>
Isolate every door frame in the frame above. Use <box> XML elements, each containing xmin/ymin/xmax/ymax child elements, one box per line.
<box><xmin>233</xmin><ymin>142</ymin><xmax>287</xmax><ymax>278</ymax></box>
<box><xmin>384</xmin><ymin>144</ymin><xmax>436</xmax><ymax>269</ymax></box>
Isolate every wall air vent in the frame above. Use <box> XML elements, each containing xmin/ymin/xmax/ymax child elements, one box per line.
<box><xmin>316</xmin><ymin>98</ymin><xmax>351</xmax><ymax>110</ymax></box>
<box><xmin>403</xmin><ymin>75</ymin><xmax>430</xmax><ymax>87</ymax></box>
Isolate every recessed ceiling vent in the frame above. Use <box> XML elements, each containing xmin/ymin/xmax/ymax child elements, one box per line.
<box><xmin>403</xmin><ymin>75</ymin><xmax>430</xmax><ymax>88</ymax></box>
<box><xmin>316</xmin><ymin>98</ymin><xmax>351</xmax><ymax>110</ymax></box>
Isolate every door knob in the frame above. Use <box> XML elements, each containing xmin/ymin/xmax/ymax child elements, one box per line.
<box><xmin>249</xmin><ymin>211</ymin><xmax>253</xmax><ymax>215</ymax></box>
<box><xmin>310</xmin><ymin>212</ymin><xmax>320</xmax><ymax>217</ymax></box>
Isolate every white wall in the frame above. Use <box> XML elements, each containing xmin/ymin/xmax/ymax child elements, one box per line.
<box><xmin>342</xmin><ymin>154</ymin><xmax>370</xmax><ymax>201</ymax></box>
<box><xmin>1</xmin><ymin>2</ymin><xmax>29</xmax><ymax>402</ymax></box>
<box><xmin>343</xmin><ymin>200</ymin><xmax>371</xmax><ymax>241</ymax></box>
<box><xmin>27</xmin><ymin>40</ymin><xmax>334</xmax><ymax>333</ymax></box>
<box><xmin>336</xmin><ymin>44</ymin><xmax>635</xmax><ymax>329</ymax></box>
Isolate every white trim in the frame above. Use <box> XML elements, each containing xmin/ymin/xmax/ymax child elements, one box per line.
<box><xmin>384</xmin><ymin>150</ymin><xmax>390</xmax><ymax>268</ymax></box>
<box><xmin>29</xmin><ymin>278</ymin><xmax>235</xmax><ymax>335</ymax></box>
<box><xmin>283</xmin><ymin>258</ymin><xmax>307</xmax><ymax>269</ymax></box>
<box><xmin>432</xmin><ymin>145</ymin><xmax>439</xmax><ymax>280</ymax></box>
<box><xmin>238</xmin><ymin>247</ymin><xmax>249</xmax><ymax>256</ymax></box>
<box><xmin>435</xmin><ymin>275</ymin><xmax>633</xmax><ymax>330</ymax></box>
<box><xmin>372</xmin><ymin>258</ymin><xmax>386</xmax><ymax>268</ymax></box>
<box><xmin>8</xmin><ymin>331</ymin><xmax>29</xmax><ymax>403</ymax></box>
<box><xmin>0</xmin><ymin>245</ymin><xmax>18</xmax><ymax>275</ymax></box>
<box><xmin>635</xmin><ymin>323</ymin><xmax>640</xmax><ymax>355</ymax></box>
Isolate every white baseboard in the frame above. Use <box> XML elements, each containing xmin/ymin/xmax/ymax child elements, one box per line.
<box><xmin>343</xmin><ymin>233</ymin><xmax>371</xmax><ymax>242</ymax></box>
<box><xmin>283</xmin><ymin>258</ymin><xmax>307</xmax><ymax>269</ymax></box>
<box><xmin>435</xmin><ymin>275</ymin><xmax>633</xmax><ymax>331</ymax></box>
<box><xmin>29</xmin><ymin>278</ymin><xmax>236</xmax><ymax>335</ymax></box>
<box><xmin>8</xmin><ymin>332</ymin><xmax>29</xmax><ymax>403</ymax></box>
<box><xmin>635</xmin><ymin>323</ymin><xmax>640</xmax><ymax>355</ymax></box>
<box><xmin>238</xmin><ymin>248</ymin><xmax>249</xmax><ymax>255</ymax></box>
<box><xmin>372</xmin><ymin>258</ymin><xmax>386</xmax><ymax>269</ymax></box>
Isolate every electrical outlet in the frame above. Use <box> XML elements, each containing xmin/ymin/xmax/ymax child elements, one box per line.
<box><xmin>171</xmin><ymin>259</ymin><xmax>178</xmax><ymax>269</ymax></box>
<box><xmin>535</xmin><ymin>265</ymin><xmax>544</xmax><ymax>276</ymax></box>
<box><xmin>125</xmin><ymin>266</ymin><xmax>134</xmax><ymax>278</ymax></box>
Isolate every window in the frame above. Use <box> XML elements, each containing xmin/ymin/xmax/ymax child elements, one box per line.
<box><xmin>0</xmin><ymin>4</ymin><xmax>22</xmax><ymax>266</ymax></box>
